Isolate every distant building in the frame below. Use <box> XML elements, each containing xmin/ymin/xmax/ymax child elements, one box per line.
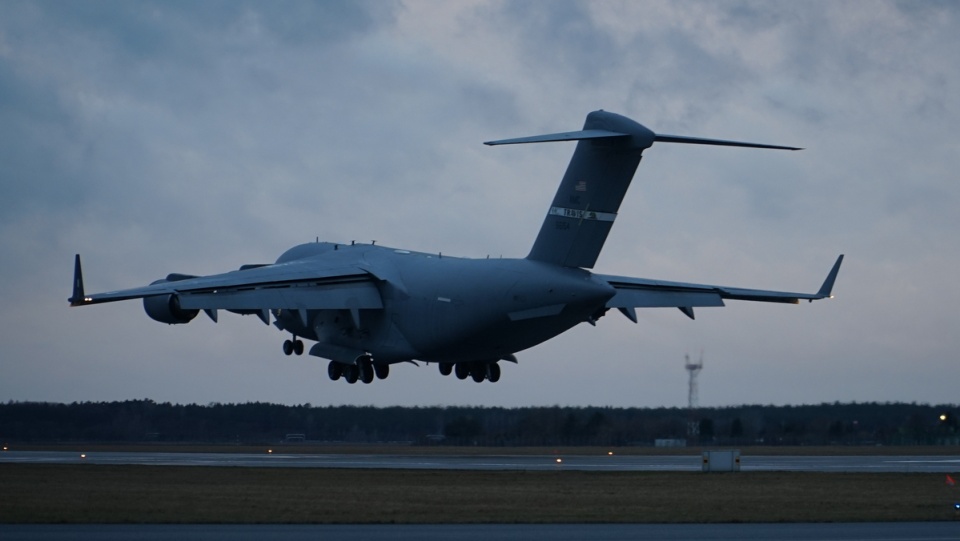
<box><xmin>654</xmin><ymin>438</ymin><xmax>687</xmax><ymax>448</ymax></box>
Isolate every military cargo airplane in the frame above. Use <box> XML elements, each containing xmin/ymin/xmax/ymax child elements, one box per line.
<box><xmin>70</xmin><ymin>110</ymin><xmax>843</xmax><ymax>385</ymax></box>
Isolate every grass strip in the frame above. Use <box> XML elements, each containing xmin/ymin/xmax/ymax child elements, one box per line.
<box><xmin>2</xmin><ymin>464</ymin><xmax>958</xmax><ymax>523</ymax></box>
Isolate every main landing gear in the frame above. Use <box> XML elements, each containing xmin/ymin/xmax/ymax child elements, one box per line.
<box><xmin>440</xmin><ymin>361</ymin><xmax>500</xmax><ymax>383</ymax></box>
<box><xmin>327</xmin><ymin>356</ymin><xmax>389</xmax><ymax>384</ymax></box>
<box><xmin>282</xmin><ymin>337</ymin><xmax>304</xmax><ymax>356</ymax></box>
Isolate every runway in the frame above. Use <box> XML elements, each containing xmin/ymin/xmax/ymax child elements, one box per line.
<box><xmin>3</xmin><ymin>450</ymin><xmax>959</xmax><ymax>472</ymax></box>
<box><xmin>2</xmin><ymin>522</ymin><xmax>959</xmax><ymax>541</ymax></box>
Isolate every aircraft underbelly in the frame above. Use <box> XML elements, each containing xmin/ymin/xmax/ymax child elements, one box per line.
<box><xmin>424</xmin><ymin>305</ymin><xmax>594</xmax><ymax>362</ymax></box>
<box><xmin>394</xmin><ymin>259</ymin><xmax>614</xmax><ymax>362</ymax></box>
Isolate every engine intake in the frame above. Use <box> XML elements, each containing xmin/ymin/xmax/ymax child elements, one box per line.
<box><xmin>143</xmin><ymin>293</ymin><xmax>198</xmax><ymax>325</ymax></box>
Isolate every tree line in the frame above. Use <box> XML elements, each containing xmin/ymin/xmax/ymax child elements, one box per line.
<box><xmin>1</xmin><ymin>400</ymin><xmax>957</xmax><ymax>446</ymax></box>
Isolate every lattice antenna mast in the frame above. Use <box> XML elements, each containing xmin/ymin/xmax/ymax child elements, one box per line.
<box><xmin>685</xmin><ymin>351</ymin><xmax>704</xmax><ymax>410</ymax></box>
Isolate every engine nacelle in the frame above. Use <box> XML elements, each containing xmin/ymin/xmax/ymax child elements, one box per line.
<box><xmin>143</xmin><ymin>292</ymin><xmax>198</xmax><ymax>325</ymax></box>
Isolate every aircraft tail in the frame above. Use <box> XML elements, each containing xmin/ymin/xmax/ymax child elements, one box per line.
<box><xmin>485</xmin><ymin>110</ymin><xmax>799</xmax><ymax>268</ymax></box>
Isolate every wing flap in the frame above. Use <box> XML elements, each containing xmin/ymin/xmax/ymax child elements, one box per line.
<box><xmin>606</xmin><ymin>288</ymin><xmax>725</xmax><ymax>308</ymax></box>
<box><xmin>178</xmin><ymin>281</ymin><xmax>382</xmax><ymax>311</ymax></box>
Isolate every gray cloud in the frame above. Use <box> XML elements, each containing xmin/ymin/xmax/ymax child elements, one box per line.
<box><xmin>1</xmin><ymin>1</ymin><xmax>958</xmax><ymax>408</ymax></box>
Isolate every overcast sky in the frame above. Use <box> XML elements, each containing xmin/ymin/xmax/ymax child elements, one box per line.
<box><xmin>2</xmin><ymin>1</ymin><xmax>958</xmax><ymax>408</ymax></box>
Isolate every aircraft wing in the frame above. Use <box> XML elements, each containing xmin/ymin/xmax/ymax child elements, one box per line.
<box><xmin>68</xmin><ymin>255</ymin><xmax>383</xmax><ymax>312</ymax></box>
<box><xmin>597</xmin><ymin>255</ymin><xmax>843</xmax><ymax>321</ymax></box>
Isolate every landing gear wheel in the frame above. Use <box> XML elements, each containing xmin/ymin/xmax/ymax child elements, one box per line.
<box><xmin>439</xmin><ymin>363</ymin><xmax>453</xmax><ymax>376</ymax></box>
<box><xmin>344</xmin><ymin>365</ymin><xmax>358</xmax><ymax>384</ymax></box>
<box><xmin>374</xmin><ymin>363</ymin><xmax>390</xmax><ymax>380</ymax></box>
<box><xmin>487</xmin><ymin>362</ymin><xmax>501</xmax><ymax>383</ymax></box>
<box><xmin>327</xmin><ymin>361</ymin><xmax>343</xmax><ymax>381</ymax></box>
<box><xmin>293</xmin><ymin>339</ymin><xmax>304</xmax><ymax>356</ymax></box>
<box><xmin>359</xmin><ymin>357</ymin><xmax>374</xmax><ymax>384</ymax></box>
<box><xmin>454</xmin><ymin>362</ymin><xmax>469</xmax><ymax>380</ymax></box>
<box><xmin>471</xmin><ymin>364</ymin><xmax>485</xmax><ymax>383</ymax></box>
<box><xmin>282</xmin><ymin>340</ymin><xmax>293</xmax><ymax>356</ymax></box>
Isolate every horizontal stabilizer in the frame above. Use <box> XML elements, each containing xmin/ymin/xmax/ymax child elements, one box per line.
<box><xmin>654</xmin><ymin>134</ymin><xmax>802</xmax><ymax>151</ymax></box>
<box><xmin>484</xmin><ymin>129</ymin><xmax>628</xmax><ymax>146</ymax></box>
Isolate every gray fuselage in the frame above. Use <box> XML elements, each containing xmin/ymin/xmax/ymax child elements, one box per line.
<box><xmin>272</xmin><ymin>242</ymin><xmax>615</xmax><ymax>365</ymax></box>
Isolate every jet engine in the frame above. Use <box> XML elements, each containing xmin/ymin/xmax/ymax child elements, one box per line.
<box><xmin>144</xmin><ymin>293</ymin><xmax>198</xmax><ymax>324</ymax></box>
<box><xmin>143</xmin><ymin>279</ymin><xmax>198</xmax><ymax>324</ymax></box>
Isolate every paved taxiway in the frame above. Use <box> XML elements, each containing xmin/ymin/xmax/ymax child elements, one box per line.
<box><xmin>2</xmin><ymin>522</ymin><xmax>959</xmax><ymax>541</ymax></box>
<box><xmin>3</xmin><ymin>450</ymin><xmax>959</xmax><ymax>472</ymax></box>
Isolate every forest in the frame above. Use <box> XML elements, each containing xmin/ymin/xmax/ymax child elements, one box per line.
<box><xmin>1</xmin><ymin>400</ymin><xmax>957</xmax><ymax>447</ymax></box>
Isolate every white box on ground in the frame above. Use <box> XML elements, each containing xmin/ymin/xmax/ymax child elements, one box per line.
<box><xmin>702</xmin><ymin>449</ymin><xmax>741</xmax><ymax>472</ymax></box>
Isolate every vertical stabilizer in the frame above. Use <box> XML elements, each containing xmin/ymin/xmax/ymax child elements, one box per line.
<box><xmin>523</xmin><ymin>111</ymin><xmax>654</xmax><ymax>268</ymax></box>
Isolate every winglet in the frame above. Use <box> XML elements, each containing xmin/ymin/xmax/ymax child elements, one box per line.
<box><xmin>69</xmin><ymin>254</ymin><xmax>88</xmax><ymax>306</ymax></box>
<box><xmin>815</xmin><ymin>254</ymin><xmax>845</xmax><ymax>299</ymax></box>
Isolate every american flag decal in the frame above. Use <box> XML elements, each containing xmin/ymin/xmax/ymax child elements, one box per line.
<box><xmin>575</xmin><ymin>180</ymin><xmax>587</xmax><ymax>192</ymax></box>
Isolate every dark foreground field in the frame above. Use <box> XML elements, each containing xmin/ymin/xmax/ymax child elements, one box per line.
<box><xmin>2</xmin><ymin>464</ymin><xmax>958</xmax><ymax>523</ymax></box>
<box><xmin>11</xmin><ymin>443</ymin><xmax>960</xmax><ymax>456</ymax></box>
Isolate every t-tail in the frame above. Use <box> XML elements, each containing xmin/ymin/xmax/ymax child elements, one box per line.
<box><xmin>485</xmin><ymin>110</ymin><xmax>801</xmax><ymax>268</ymax></box>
